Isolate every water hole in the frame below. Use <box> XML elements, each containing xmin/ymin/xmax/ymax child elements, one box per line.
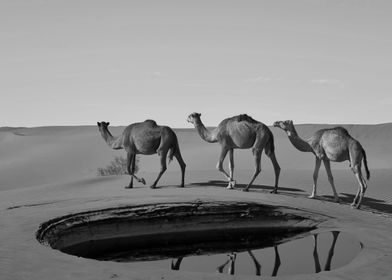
<box><xmin>36</xmin><ymin>201</ymin><xmax>362</xmax><ymax>277</ymax></box>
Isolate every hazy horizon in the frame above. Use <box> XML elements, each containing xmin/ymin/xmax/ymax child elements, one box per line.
<box><xmin>2</xmin><ymin>121</ymin><xmax>392</xmax><ymax>129</ymax></box>
<box><xmin>1</xmin><ymin>0</ymin><xmax>391</xmax><ymax>127</ymax></box>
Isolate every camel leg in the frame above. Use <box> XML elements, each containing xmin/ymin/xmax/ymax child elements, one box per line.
<box><xmin>174</xmin><ymin>151</ymin><xmax>186</xmax><ymax>188</ymax></box>
<box><xmin>171</xmin><ymin>257</ymin><xmax>183</xmax><ymax>270</ymax></box>
<box><xmin>150</xmin><ymin>149</ymin><xmax>168</xmax><ymax>188</ymax></box>
<box><xmin>228</xmin><ymin>253</ymin><xmax>236</xmax><ymax>275</ymax></box>
<box><xmin>247</xmin><ymin>250</ymin><xmax>261</xmax><ymax>276</ymax></box>
<box><xmin>268</xmin><ymin>151</ymin><xmax>281</xmax><ymax>194</ymax></box>
<box><xmin>324</xmin><ymin>231</ymin><xmax>340</xmax><ymax>271</ymax></box>
<box><xmin>356</xmin><ymin>172</ymin><xmax>368</xmax><ymax>208</ymax></box>
<box><xmin>130</xmin><ymin>154</ymin><xmax>137</xmax><ymax>188</ymax></box>
<box><xmin>126</xmin><ymin>153</ymin><xmax>134</xmax><ymax>189</ymax></box>
<box><xmin>227</xmin><ymin>149</ymin><xmax>236</xmax><ymax>189</ymax></box>
<box><xmin>309</xmin><ymin>158</ymin><xmax>322</xmax><ymax>198</ymax></box>
<box><xmin>271</xmin><ymin>246</ymin><xmax>281</xmax><ymax>277</ymax></box>
<box><xmin>351</xmin><ymin>166</ymin><xmax>362</xmax><ymax>207</ymax></box>
<box><xmin>217</xmin><ymin>258</ymin><xmax>230</xmax><ymax>273</ymax></box>
<box><xmin>216</xmin><ymin>147</ymin><xmax>231</xmax><ymax>181</ymax></box>
<box><xmin>243</xmin><ymin>149</ymin><xmax>262</xmax><ymax>192</ymax></box>
<box><xmin>351</xmin><ymin>188</ymin><xmax>361</xmax><ymax>208</ymax></box>
<box><xmin>352</xmin><ymin>167</ymin><xmax>367</xmax><ymax>209</ymax></box>
<box><xmin>312</xmin><ymin>234</ymin><xmax>321</xmax><ymax>273</ymax></box>
<box><xmin>131</xmin><ymin>154</ymin><xmax>146</xmax><ymax>184</ymax></box>
<box><xmin>349</xmin><ymin>153</ymin><xmax>360</xmax><ymax>207</ymax></box>
<box><xmin>323</xmin><ymin>159</ymin><xmax>340</xmax><ymax>202</ymax></box>
<box><xmin>126</xmin><ymin>152</ymin><xmax>145</xmax><ymax>188</ymax></box>
<box><xmin>125</xmin><ymin>152</ymin><xmax>134</xmax><ymax>188</ymax></box>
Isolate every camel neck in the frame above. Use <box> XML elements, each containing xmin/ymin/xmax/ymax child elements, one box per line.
<box><xmin>194</xmin><ymin>119</ymin><xmax>218</xmax><ymax>143</ymax></box>
<box><xmin>286</xmin><ymin>127</ymin><xmax>314</xmax><ymax>153</ymax></box>
<box><xmin>101</xmin><ymin>128</ymin><xmax>123</xmax><ymax>150</ymax></box>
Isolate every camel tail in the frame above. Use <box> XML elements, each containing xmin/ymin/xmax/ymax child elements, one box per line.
<box><xmin>265</xmin><ymin>130</ymin><xmax>275</xmax><ymax>157</ymax></box>
<box><xmin>362</xmin><ymin>148</ymin><xmax>370</xmax><ymax>180</ymax></box>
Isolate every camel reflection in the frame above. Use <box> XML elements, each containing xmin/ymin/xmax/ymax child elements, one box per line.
<box><xmin>216</xmin><ymin>253</ymin><xmax>236</xmax><ymax>274</ymax></box>
<box><xmin>170</xmin><ymin>232</ymin><xmax>341</xmax><ymax>277</ymax></box>
<box><xmin>313</xmin><ymin>231</ymin><xmax>340</xmax><ymax>273</ymax></box>
<box><xmin>171</xmin><ymin>257</ymin><xmax>183</xmax><ymax>271</ymax></box>
<box><xmin>215</xmin><ymin>246</ymin><xmax>280</xmax><ymax>276</ymax></box>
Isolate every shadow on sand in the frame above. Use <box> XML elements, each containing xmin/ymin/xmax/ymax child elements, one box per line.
<box><xmin>188</xmin><ymin>180</ymin><xmax>305</xmax><ymax>193</ymax></box>
<box><xmin>323</xmin><ymin>193</ymin><xmax>392</xmax><ymax>214</ymax></box>
<box><xmin>187</xmin><ymin>181</ymin><xmax>392</xmax><ymax>215</ymax></box>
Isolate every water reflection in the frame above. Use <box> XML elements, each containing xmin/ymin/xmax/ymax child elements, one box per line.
<box><xmin>61</xmin><ymin>228</ymin><xmax>359</xmax><ymax>276</ymax></box>
<box><xmin>170</xmin><ymin>231</ymin><xmax>346</xmax><ymax>277</ymax></box>
<box><xmin>171</xmin><ymin>257</ymin><xmax>183</xmax><ymax>271</ymax></box>
<box><xmin>213</xmin><ymin>247</ymin><xmax>280</xmax><ymax>277</ymax></box>
<box><xmin>216</xmin><ymin>253</ymin><xmax>236</xmax><ymax>274</ymax></box>
<box><xmin>313</xmin><ymin>231</ymin><xmax>340</xmax><ymax>273</ymax></box>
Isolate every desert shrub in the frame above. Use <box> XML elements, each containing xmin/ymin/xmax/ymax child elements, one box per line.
<box><xmin>97</xmin><ymin>156</ymin><xmax>139</xmax><ymax>176</ymax></box>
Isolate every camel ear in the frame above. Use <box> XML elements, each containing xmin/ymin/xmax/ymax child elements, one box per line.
<box><xmin>197</xmin><ymin>113</ymin><xmax>201</xmax><ymax>117</ymax></box>
<box><xmin>105</xmin><ymin>122</ymin><xmax>110</xmax><ymax>126</ymax></box>
<box><xmin>97</xmin><ymin>122</ymin><xmax>101</xmax><ymax>127</ymax></box>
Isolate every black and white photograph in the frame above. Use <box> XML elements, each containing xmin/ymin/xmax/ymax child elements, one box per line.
<box><xmin>1</xmin><ymin>1</ymin><xmax>391</xmax><ymax>279</ymax></box>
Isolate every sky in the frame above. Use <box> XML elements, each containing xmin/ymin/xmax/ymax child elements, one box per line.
<box><xmin>1</xmin><ymin>0</ymin><xmax>391</xmax><ymax>127</ymax></box>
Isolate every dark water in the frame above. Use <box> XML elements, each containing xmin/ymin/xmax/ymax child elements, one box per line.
<box><xmin>63</xmin><ymin>230</ymin><xmax>361</xmax><ymax>277</ymax></box>
<box><xmin>131</xmin><ymin>231</ymin><xmax>360</xmax><ymax>277</ymax></box>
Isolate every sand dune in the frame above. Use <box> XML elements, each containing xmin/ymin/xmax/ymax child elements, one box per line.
<box><xmin>1</xmin><ymin>123</ymin><xmax>392</xmax><ymax>280</ymax></box>
<box><xmin>0</xmin><ymin>123</ymin><xmax>391</xmax><ymax>191</ymax></box>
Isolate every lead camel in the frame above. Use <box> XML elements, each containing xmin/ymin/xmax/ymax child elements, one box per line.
<box><xmin>273</xmin><ymin>120</ymin><xmax>369</xmax><ymax>208</ymax></box>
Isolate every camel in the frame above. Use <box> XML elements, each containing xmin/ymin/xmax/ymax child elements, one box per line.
<box><xmin>97</xmin><ymin>120</ymin><xmax>186</xmax><ymax>189</ymax></box>
<box><xmin>187</xmin><ymin>113</ymin><xmax>281</xmax><ymax>192</ymax></box>
<box><xmin>273</xmin><ymin>120</ymin><xmax>370</xmax><ymax>208</ymax></box>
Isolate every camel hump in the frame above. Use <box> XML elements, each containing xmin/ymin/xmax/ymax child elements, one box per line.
<box><xmin>144</xmin><ymin>119</ymin><xmax>158</xmax><ymax>126</ymax></box>
<box><xmin>320</xmin><ymin>127</ymin><xmax>352</xmax><ymax>141</ymax></box>
<box><xmin>234</xmin><ymin>114</ymin><xmax>258</xmax><ymax>124</ymax></box>
<box><xmin>332</xmin><ymin>126</ymin><xmax>350</xmax><ymax>136</ymax></box>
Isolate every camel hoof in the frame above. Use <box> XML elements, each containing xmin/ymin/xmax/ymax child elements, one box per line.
<box><xmin>270</xmin><ymin>189</ymin><xmax>278</xmax><ymax>194</ymax></box>
<box><xmin>150</xmin><ymin>185</ymin><xmax>157</xmax><ymax>189</ymax></box>
<box><xmin>226</xmin><ymin>180</ymin><xmax>236</xmax><ymax>189</ymax></box>
<box><xmin>139</xmin><ymin>178</ymin><xmax>146</xmax><ymax>185</ymax></box>
<box><xmin>179</xmin><ymin>185</ymin><xmax>185</xmax><ymax>188</ymax></box>
<box><xmin>334</xmin><ymin>198</ymin><xmax>341</xmax><ymax>203</ymax></box>
<box><xmin>242</xmin><ymin>188</ymin><xmax>249</xmax><ymax>192</ymax></box>
<box><xmin>124</xmin><ymin>186</ymin><xmax>133</xmax><ymax>189</ymax></box>
<box><xmin>228</xmin><ymin>253</ymin><xmax>237</xmax><ymax>261</ymax></box>
<box><xmin>308</xmin><ymin>194</ymin><xmax>317</xmax><ymax>199</ymax></box>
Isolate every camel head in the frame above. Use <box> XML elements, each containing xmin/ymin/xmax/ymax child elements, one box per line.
<box><xmin>187</xmin><ymin>112</ymin><xmax>201</xmax><ymax>125</ymax></box>
<box><xmin>273</xmin><ymin>120</ymin><xmax>294</xmax><ymax>132</ymax></box>
<box><xmin>97</xmin><ymin>121</ymin><xmax>110</xmax><ymax>133</ymax></box>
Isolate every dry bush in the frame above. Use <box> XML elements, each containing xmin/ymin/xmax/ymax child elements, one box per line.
<box><xmin>97</xmin><ymin>156</ymin><xmax>139</xmax><ymax>176</ymax></box>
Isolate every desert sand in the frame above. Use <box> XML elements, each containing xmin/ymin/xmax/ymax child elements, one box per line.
<box><xmin>1</xmin><ymin>123</ymin><xmax>392</xmax><ymax>280</ymax></box>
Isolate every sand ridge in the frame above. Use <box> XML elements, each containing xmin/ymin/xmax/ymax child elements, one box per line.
<box><xmin>1</xmin><ymin>123</ymin><xmax>391</xmax><ymax>191</ymax></box>
<box><xmin>1</xmin><ymin>124</ymin><xmax>392</xmax><ymax>279</ymax></box>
